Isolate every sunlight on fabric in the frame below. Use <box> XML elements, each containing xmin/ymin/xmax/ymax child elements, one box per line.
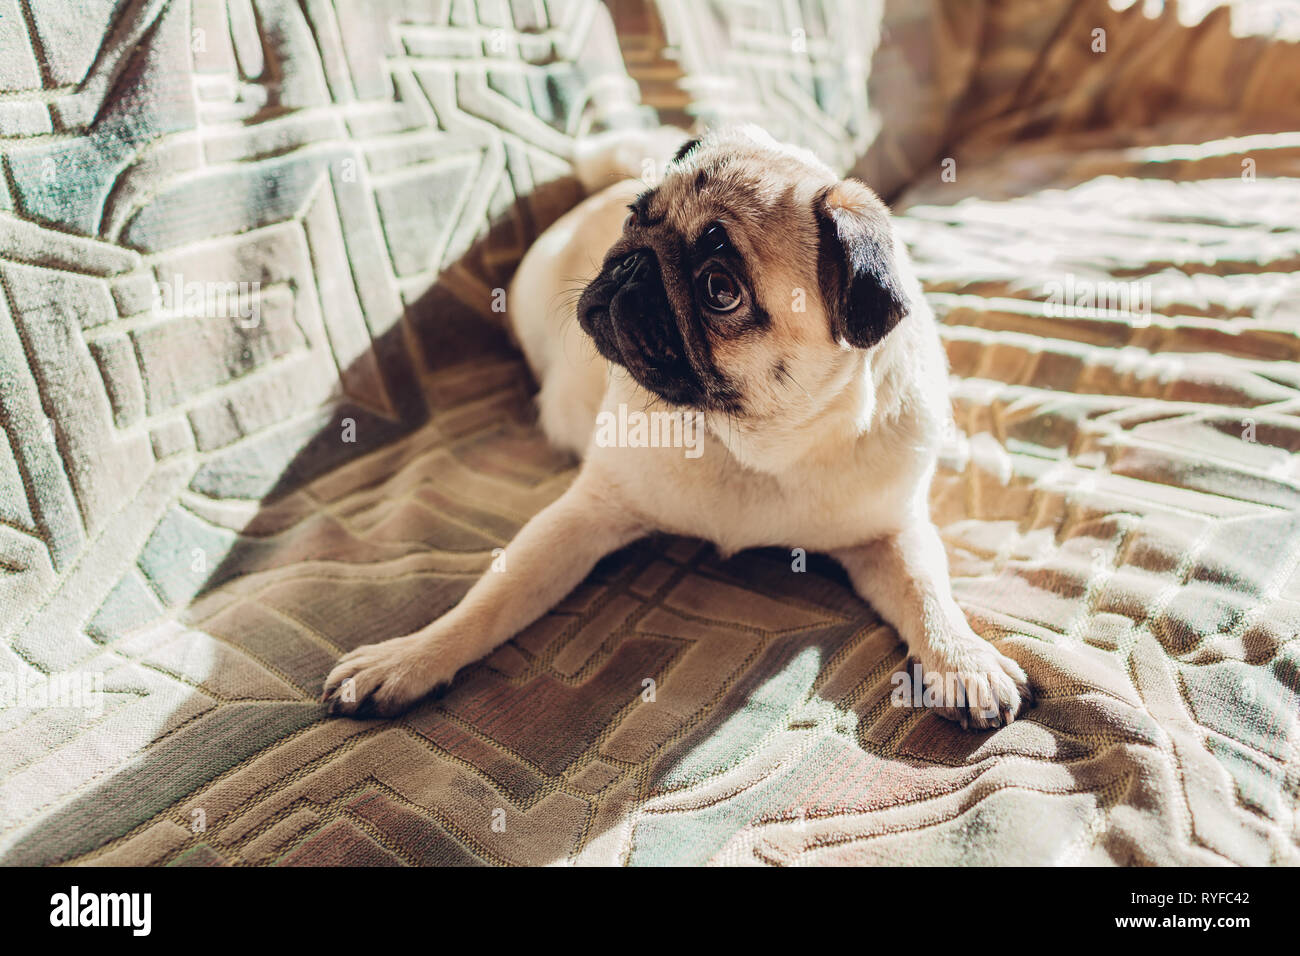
<box><xmin>1125</xmin><ymin>132</ymin><xmax>1300</xmax><ymax>163</ymax></box>
<box><xmin>1110</xmin><ymin>0</ymin><xmax>1300</xmax><ymax>38</ymax></box>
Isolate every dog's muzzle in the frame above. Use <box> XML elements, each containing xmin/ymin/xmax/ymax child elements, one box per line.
<box><xmin>579</xmin><ymin>249</ymin><xmax>692</xmax><ymax>402</ymax></box>
<box><xmin>610</xmin><ymin>248</ymin><xmax>653</xmax><ymax>288</ymax></box>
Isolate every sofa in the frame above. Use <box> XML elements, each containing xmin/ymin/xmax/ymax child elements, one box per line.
<box><xmin>1</xmin><ymin>0</ymin><xmax>1297</xmax><ymax>865</ymax></box>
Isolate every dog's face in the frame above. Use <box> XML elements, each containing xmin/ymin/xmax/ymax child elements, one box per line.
<box><xmin>576</xmin><ymin>126</ymin><xmax>911</xmax><ymax>418</ymax></box>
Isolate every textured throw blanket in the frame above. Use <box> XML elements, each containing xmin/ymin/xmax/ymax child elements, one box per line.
<box><xmin>1</xmin><ymin>0</ymin><xmax>1297</xmax><ymax>865</ymax></box>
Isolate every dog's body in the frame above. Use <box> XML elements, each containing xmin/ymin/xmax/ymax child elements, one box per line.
<box><xmin>323</xmin><ymin>126</ymin><xmax>1032</xmax><ymax>729</ymax></box>
<box><xmin>511</xmin><ymin>176</ymin><xmax>943</xmax><ymax>555</ymax></box>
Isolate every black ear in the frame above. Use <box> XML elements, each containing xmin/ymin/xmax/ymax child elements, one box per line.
<box><xmin>814</xmin><ymin>180</ymin><xmax>910</xmax><ymax>349</ymax></box>
<box><xmin>672</xmin><ymin>137</ymin><xmax>701</xmax><ymax>164</ymax></box>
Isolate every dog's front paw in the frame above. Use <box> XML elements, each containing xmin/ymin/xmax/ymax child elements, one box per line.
<box><xmin>914</xmin><ymin>638</ymin><xmax>1034</xmax><ymax>731</ymax></box>
<box><xmin>321</xmin><ymin>634</ymin><xmax>456</xmax><ymax>718</ymax></box>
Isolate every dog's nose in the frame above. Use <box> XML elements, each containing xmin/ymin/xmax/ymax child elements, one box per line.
<box><xmin>611</xmin><ymin>249</ymin><xmax>649</xmax><ymax>283</ymax></box>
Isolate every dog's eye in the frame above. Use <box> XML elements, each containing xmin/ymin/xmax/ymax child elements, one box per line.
<box><xmin>624</xmin><ymin>208</ymin><xmax>636</xmax><ymax>230</ymax></box>
<box><xmin>698</xmin><ymin>267</ymin><xmax>741</xmax><ymax>312</ymax></box>
<box><xmin>699</xmin><ymin>223</ymin><xmax>729</xmax><ymax>255</ymax></box>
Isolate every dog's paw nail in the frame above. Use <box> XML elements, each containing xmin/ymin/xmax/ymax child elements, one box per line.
<box><xmin>320</xmin><ymin>636</ymin><xmax>455</xmax><ymax>719</ymax></box>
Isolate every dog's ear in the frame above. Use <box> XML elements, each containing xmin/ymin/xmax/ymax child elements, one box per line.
<box><xmin>814</xmin><ymin>179</ymin><xmax>910</xmax><ymax>349</ymax></box>
<box><xmin>672</xmin><ymin>137</ymin><xmax>701</xmax><ymax>164</ymax></box>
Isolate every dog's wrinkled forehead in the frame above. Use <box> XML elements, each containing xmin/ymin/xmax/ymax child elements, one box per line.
<box><xmin>634</xmin><ymin>126</ymin><xmax>837</xmax><ymax>246</ymax></box>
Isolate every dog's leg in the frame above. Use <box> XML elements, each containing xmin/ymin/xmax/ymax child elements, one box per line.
<box><xmin>322</xmin><ymin>472</ymin><xmax>645</xmax><ymax>716</ymax></box>
<box><xmin>832</xmin><ymin>521</ymin><xmax>1032</xmax><ymax>729</ymax></box>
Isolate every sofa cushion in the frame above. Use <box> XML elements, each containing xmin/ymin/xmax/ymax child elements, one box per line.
<box><xmin>2</xmin><ymin>0</ymin><xmax>1298</xmax><ymax>867</ymax></box>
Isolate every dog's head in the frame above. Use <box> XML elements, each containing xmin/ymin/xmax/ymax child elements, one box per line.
<box><xmin>577</xmin><ymin>125</ymin><xmax>911</xmax><ymax>417</ymax></box>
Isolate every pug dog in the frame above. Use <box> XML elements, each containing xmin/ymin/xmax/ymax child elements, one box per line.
<box><xmin>322</xmin><ymin>125</ymin><xmax>1033</xmax><ymax>730</ymax></box>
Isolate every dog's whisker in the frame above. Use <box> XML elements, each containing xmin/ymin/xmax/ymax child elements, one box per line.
<box><xmin>776</xmin><ymin>364</ymin><xmax>813</xmax><ymax>402</ymax></box>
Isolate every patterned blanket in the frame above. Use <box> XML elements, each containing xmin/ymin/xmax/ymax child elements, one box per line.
<box><xmin>1</xmin><ymin>0</ymin><xmax>1297</xmax><ymax>865</ymax></box>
